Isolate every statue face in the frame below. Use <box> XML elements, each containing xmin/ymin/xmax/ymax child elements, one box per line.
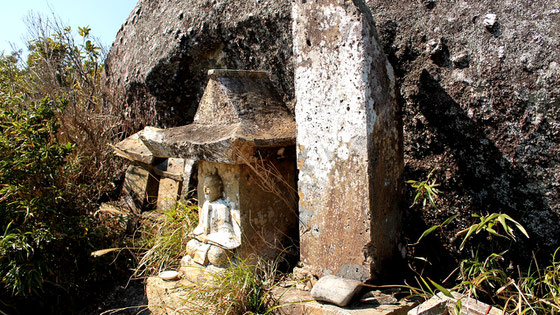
<box><xmin>203</xmin><ymin>175</ymin><xmax>223</xmax><ymax>202</ymax></box>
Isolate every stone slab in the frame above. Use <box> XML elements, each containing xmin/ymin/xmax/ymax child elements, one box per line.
<box><xmin>293</xmin><ymin>0</ymin><xmax>404</xmax><ymax>281</ymax></box>
<box><xmin>114</xmin><ymin>133</ymin><xmax>154</xmax><ymax>165</ymax></box>
<box><xmin>310</xmin><ymin>275</ymin><xmax>363</xmax><ymax>307</ymax></box>
<box><xmin>275</xmin><ymin>287</ymin><xmax>416</xmax><ymax>315</ymax></box>
<box><xmin>407</xmin><ymin>292</ymin><xmax>502</xmax><ymax>315</ymax></box>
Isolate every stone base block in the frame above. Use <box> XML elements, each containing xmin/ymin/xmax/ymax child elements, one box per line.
<box><xmin>146</xmin><ymin>276</ymin><xmax>220</xmax><ymax>315</ymax></box>
<box><xmin>156</xmin><ymin>158</ymin><xmax>185</xmax><ymax>210</ymax></box>
<box><xmin>156</xmin><ymin>178</ymin><xmax>181</xmax><ymax>210</ymax></box>
<box><xmin>178</xmin><ymin>255</ymin><xmax>224</xmax><ymax>283</ymax></box>
<box><xmin>146</xmin><ymin>277</ymin><xmax>191</xmax><ymax>315</ymax></box>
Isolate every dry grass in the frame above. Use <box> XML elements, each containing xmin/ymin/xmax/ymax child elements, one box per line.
<box><xmin>132</xmin><ymin>199</ymin><xmax>199</xmax><ymax>278</ymax></box>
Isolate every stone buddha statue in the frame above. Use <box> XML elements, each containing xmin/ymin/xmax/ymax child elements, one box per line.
<box><xmin>186</xmin><ymin>174</ymin><xmax>241</xmax><ymax>267</ymax></box>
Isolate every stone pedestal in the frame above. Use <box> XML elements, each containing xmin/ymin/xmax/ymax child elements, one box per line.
<box><xmin>293</xmin><ymin>0</ymin><xmax>404</xmax><ymax>281</ymax></box>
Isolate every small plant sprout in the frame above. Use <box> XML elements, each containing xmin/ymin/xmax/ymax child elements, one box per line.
<box><xmin>410</xmin><ymin>214</ymin><xmax>457</xmax><ymax>246</ymax></box>
<box><xmin>407</xmin><ymin>168</ymin><xmax>441</xmax><ymax>209</ymax></box>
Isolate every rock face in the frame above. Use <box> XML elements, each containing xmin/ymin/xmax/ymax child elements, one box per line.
<box><xmin>104</xmin><ymin>0</ymin><xmax>293</xmax><ymax>127</ymax></box>
<box><xmin>368</xmin><ymin>0</ymin><xmax>560</xmax><ymax>263</ymax></box>
<box><xmin>293</xmin><ymin>0</ymin><xmax>403</xmax><ymax>281</ymax></box>
<box><xmin>106</xmin><ymin>0</ymin><xmax>560</xmax><ymax>270</ymax></box>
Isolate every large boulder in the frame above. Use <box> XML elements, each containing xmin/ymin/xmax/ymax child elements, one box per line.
<box><xmin>104</xmin><ymin>0</ymin><xmax>293</xmax><ymax>127</ymax></box>
<box><xmin>106</xmin><ymin>0</ymin><xmax>560</xmax><ymax>270</ymax></box>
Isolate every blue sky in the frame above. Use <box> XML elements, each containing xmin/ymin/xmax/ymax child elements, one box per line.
<box><xmin>0</xmin><ymin>0</ymin><xmax>138</xmax><ymax>54</ymax></box>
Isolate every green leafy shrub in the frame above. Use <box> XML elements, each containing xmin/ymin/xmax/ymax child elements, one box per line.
<box><xmin>0</xmin><ymin>96</ymin><xmax>77</xmax><ymax>296</ymax></box>
<box><xmin>0</xmin><ymin>15</ymin><xmax>144</xmax><ymax>312</ymax></box>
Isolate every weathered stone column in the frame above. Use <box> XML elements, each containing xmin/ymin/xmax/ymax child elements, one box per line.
<box><xmin>156</xmin><ymin>158</ymin><xmax>186</xmax><ymax>210</ymax></box>
<box><xmin>293</xmin><ymin>0</ymin><xmax>403</xmax><ymax>281</ymax></box>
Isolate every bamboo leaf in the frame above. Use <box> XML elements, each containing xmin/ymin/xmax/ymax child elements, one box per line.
<box><xmin>498</xmin><ymin>215</ymin><xmax>510</xmax><ymax>236</ymax></box>
<box><xmin>442</xmin><ymin>214</ymin><xmax>458</xmax><ymax>226</ymax></box>
<box><xmin>417</xmin><ymin>276</ymin><xmax>434</xmax><ymax>296</ymax></box>
<box><xmin>455</xmin><ymin>300</ymin><xmax>462</xmax><ymax>315</ymax></box>
<box><xmin>428</xmin><ymin>278</ymin><xmax>453</xmax><ymax>298</ymax></box>
<box><xmin>412</xmin><ymin>225</ymin><xmax>439</xmax><ymax>245</ymax></box>
<box><xmin>485</xmin><ymin>227</ymin><xmax>506</xmax><ymax>238</ymax></box>
<box><xmin>459</xmin><ymin>225</ymin><xmax>477</xmax><ymax>250</ymax></box>
<box><xmin>505</xmin><ymin>215</ymin><xmax>530</xmax><ymax>239</ymax></box>
<box><xmin>413</xmin><ymin>256</ymin><xmax>431</xmax><ymax>264</ymax></box>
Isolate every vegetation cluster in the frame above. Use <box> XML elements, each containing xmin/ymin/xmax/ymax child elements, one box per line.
<box><xmin>406</xmin><ymin>170</ymin><xmax>560</xmax><ymax>314</ymax></box>
<box><xmin>0</xmin><ymin>15</ymin><xmax>142</xmax><ymax>313</ymax></box>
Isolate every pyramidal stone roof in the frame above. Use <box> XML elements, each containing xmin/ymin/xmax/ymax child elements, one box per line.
<box><xmin>115</xmin><ymin>69</ymin><xmax>295</xmax><ymax>164</ymax></box>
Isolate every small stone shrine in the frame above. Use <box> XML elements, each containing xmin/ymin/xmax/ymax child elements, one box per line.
<box><xmin>116</xmin><ymin>69</ymin><xmax>298</xmax><ymax>269</ymax></box>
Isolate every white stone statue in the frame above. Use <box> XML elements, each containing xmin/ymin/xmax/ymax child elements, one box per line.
<box><xmin>186</xmin><ymin>174</ymin><xmax>241</xmax><ymax>266</ymax></box>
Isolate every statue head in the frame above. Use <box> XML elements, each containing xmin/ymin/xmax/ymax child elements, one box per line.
<box><xmin>203</xmin><ymin>174</ymin><xmax>223</xmax><ymax>202</ymax></box>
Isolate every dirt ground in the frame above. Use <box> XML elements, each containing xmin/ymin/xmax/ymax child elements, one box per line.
<box><xmin>81</xmin><ymin>279</ymin><xmax>149</xmax><ymax>315</ymax></box>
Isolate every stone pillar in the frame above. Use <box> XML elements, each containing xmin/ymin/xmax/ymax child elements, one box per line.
<box><xmin>157</xmin><ymin>158</ymin><xmax>186</xmax><ymax>210</ymax></box>
<box><xmin>180</xmin><ymin>159</ymin><xmax>197</xmax><ymax>198</ymax></box>
<box><xmin>123</xmin><ymin>165</ymin><xmax>158</xmax><ymax>211</ymax></box>
<box><xmin>293</xmin><ymin>0</ymin><xmax>403</xmax><ymax>281</ymax></box>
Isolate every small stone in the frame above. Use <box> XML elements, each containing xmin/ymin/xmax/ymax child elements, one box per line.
<box><xmin>498</xmin><ymin>46</ymin><xmax>505</xmax><ymax>59</ymax></box>
<box><xmin>483</xmin><ymin>13</ymin><xmax>497</xmax><ymax>31</ymax></box>
<box><xmin>158</xmin><ymin>270</ymin><xmax>179</xmax><ymax>281</ymax></box>
<box><xmin>310</xmin><ymin>275</ymin><xmax>363</xmax><ymax>307</ymax></box>
<box><xmin>452</xmin><ymin>52</ymin><xmax>470</xmax><ymax>68</ymax></box>
<box><xmin>427</xmin><ymin>38</ymin><xmax>450</xmax><ymax>66</ymax></box>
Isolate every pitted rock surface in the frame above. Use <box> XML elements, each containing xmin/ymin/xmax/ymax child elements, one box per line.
<box><xmin>104</xmin><ymin>0</ymin><xmax>293</xmax><ymax>127</ymax></box>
